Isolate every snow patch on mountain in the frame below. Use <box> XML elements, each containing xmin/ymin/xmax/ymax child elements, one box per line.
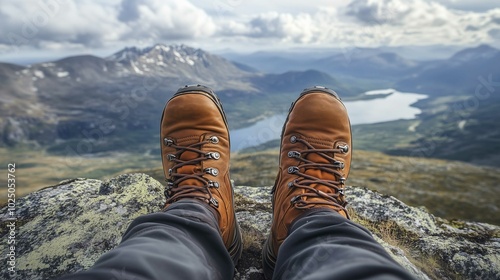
<box><xmin>34</xmin><ymin>70</ymin><xmax>45</xmax><ymax>79</ymax></box>
<box><xmin>130</xmin><ymin>61</ymin><xmax>143</xmax><ymax>74</ymax></box>
<box><xmin>57</xmin><ymin>71</ymin><xmax>69</xmax><ymax>78</ymax></box>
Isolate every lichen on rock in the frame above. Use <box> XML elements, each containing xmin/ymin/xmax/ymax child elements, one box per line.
<box><xmin>0</xmin><ymin>174</ymin><xmax>164</xmax><ymax>279</ymax></box>
<box><xmin>1</xmin><ymin>173</ymin><xmax>499</xmax><ymax>280</ymax></box>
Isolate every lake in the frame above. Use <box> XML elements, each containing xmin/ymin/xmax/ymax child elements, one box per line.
<box><xmin>229</xmin><ymin>89</ymin><xmax>427</xmax><ymax>151</ymax></box>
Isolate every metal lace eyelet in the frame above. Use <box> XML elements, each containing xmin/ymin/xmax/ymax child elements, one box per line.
<box><xmin>209</xmin><ymin>136</ymin><xmax>219</xmax><ymax>144</ymax></box>
<box><xmin>164</xmin><ymin>138</ymin><xmax>174</xmax><ymax>146</ymax></box>
<box><xmin>164</xmin><ymin>182</ymin><xmax>174</xmax><ymax>197</ymax></box>
<box><xmin>288</xmin><ymin>151</ymin><xmax>301</xmax><ymax>158</ymax></box>
<box><xmin>209</xmin><ymin>197</ymin><xmax>219</xmax><ymax>208</ymax></box>
<box><xmin>165</xmin><ymin>181</ymin><xmax>173</xmax><ymax>189</ymax></box>
<box><xmin>337</xmin><ymin>144</ymin><xmax>349</xmax><ymax>153</ymax></box>
<box><xmin>288</xmin><ymin>181</ymin><xmax>295</xmax><ymax>188</ymax></box>
<box><xmin>288</xmin><ymin>166</ymin><xmax>299</xmax><ymax>174</ymax></box>
<box><xmin>208</xmin><ymin>181</ymin><xmax>220</xmax><ymax>188</ymax></box>
<box><xmin>333</xmin><ymin>161</ymin><xmax>345</xmax><ymax>169</ymax></box>
<box><xmin>290</xmin><ymin>195</ymin><xmax>302</xmax><ymax>204</ymax></box>
<box><xmin>339</xmin><ymin>177</ymin><xmax>346</xmax><ymax>184</ymax></box>
<box><xmin>167</xmin><ymin>154</ymin><xmax>176</xmax><ymax>161</ymax></box>
<box><xmin>205</xmin><ymin>167</ymin><xmax>219</xmax><ymax>176</ymax></box>
<box><xmin>290</xmin><ymin>135</ymin><xmax>297</xmax><ymax>143</ymax></box>
<box><xmin>207</xmin><ymin>152</ymin><xmax>220</xmax><ymax>160</ymax></box>
<box><xmin>168</xmin><ymin>169</ymin><xmax>173</xmax><ymax>176</ymax></box>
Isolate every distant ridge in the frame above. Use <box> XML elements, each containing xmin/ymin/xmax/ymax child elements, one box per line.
<box><xmin>449</xmin><ymin>44</ymin><xmax>499</xmax><ymax>62</ymax></box>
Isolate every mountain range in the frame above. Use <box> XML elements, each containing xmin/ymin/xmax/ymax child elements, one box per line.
<box><xmin>223</xmin><ymin>49</ymin><xmax>417</xmax><ymax>81</ymax></box>
<box><xmin>1</xmin><ymin>43</ymin><xmax>499</xmax><ymax>166</ymax></box>
<box><xmin>0</xmin><ymin>44</ymin><xmax>354</xmax><ymax>155</ymax></box>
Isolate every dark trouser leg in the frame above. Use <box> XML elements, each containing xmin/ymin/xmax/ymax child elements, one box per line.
<box><xmin>273</xmin><ymin>210</ymin><xmax>416</xmax><ymax>280</ymax></box>
<box><xmin>60</xmin><ymin>200</ymin><xmax>233</xmax><ymax>280</ymax></box>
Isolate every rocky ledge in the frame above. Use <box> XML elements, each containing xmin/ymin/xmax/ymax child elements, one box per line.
<box><xmin>1</xmin><ymin>173</ymin><xmax>499</xmax><ymax>279</ymax></box>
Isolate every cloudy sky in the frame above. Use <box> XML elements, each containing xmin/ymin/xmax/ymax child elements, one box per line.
<box><xmin>0</xmin><ymin>0</ymin><xmax>499</xmax><ymax>61</ymax></box>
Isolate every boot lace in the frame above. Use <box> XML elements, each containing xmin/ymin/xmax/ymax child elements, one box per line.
<box><xmin>286</xmin><ymin>136</ymin><xmax>349</xmax><ymax>214</ymax></box>
<box><xmin>164</xmin><ymin>136</ymin><xmax>221</xmax><ymax>208</ymax></box>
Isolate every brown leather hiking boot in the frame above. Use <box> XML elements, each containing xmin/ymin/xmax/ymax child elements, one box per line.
<box><xmin>160</xmin><ymin>85</ymin><xmax>242</xmax><ymax>265</ymax></box>
<box><xmin>262</xmin><ymin>86</ymin><xmax>352</xmax><ymax>279</ymax></box>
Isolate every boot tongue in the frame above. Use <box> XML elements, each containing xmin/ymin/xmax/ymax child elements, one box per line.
<box><xmin>176</xmin><ymin>150</ymin><xmax>205</xmax><ymax>187</ymax></box>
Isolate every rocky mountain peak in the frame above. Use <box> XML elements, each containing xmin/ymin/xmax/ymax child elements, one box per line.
<box><xmin>103</xmin><ymin>43</ymin><xmax>250</xmax><ymax>80</ymax></box>
<box><xmin>107</xmin><ymin>44</ymin><xmax>208</xmax><ymax>66</ymax></box>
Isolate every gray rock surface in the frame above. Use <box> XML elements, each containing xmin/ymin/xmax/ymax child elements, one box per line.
<box><xmin>1</xmin><ymin>173</ymin><xmax>499</xmax><ymax>279</ymax></box>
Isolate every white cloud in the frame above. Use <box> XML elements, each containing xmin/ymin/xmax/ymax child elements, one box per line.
<box><xmin>0</xmin><ymin>0</ymin><xmax>124</xmax><ymax>49</ymax></box>
<box><xmin>346</xmin><ymin>0</ymin><xmax>453</xmax><ymax>26</ymax></box>
<box><xmin>217</xmin><ymin>0</ymin><xmax>500</xmax><ymax>48</ymax></box>
<box><xmin>342</xmin><ymin>0</ymin><xmax>500</xmax><ymax>46</ymax></box>
<box><xmin>0</xmin><ymin>0</ymin><xmax>216</xmax><ymax>51</ymax></box>
<box><xmin>118</xmin><ymin>0</ymin><xmax>217</xmax><ymax>41</ymax></box>
<box><xmin>218</xmin><ymin>9</ymin><xmax>339</xmax><ymax>45</ymax></box>
<box><xmin>435</xmin><ymin>0</ymin><xmax>500</xmax><ymax>13</ymax></box>
<box><xmin>0</xmin><ymin>0</ymin><xmax>499</xmax><ymax>53</ymax></box>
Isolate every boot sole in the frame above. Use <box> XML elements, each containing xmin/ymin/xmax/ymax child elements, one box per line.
<box><xmin>163</xmin><ymin>84</ymin><xmax>243</xmax><ymax>266</ymax></box>
<box><xmin>228</xmin><ymin>176</ymin><xmax>244</xmax><ymax>266</ymax></box>
<box><xmin>262</xmin><ymin>235</ymin><xmax>277</xmax><ymax>279</ymax></box>
<box><xmin>262</xmin><ymin>86</ymin><xmax>347</xmax><ymax>279</ymax></box>
<box><xmin>300</xmin><ymin>85</ymin><xmax>340</xmax><ymax>100</ymax></box>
